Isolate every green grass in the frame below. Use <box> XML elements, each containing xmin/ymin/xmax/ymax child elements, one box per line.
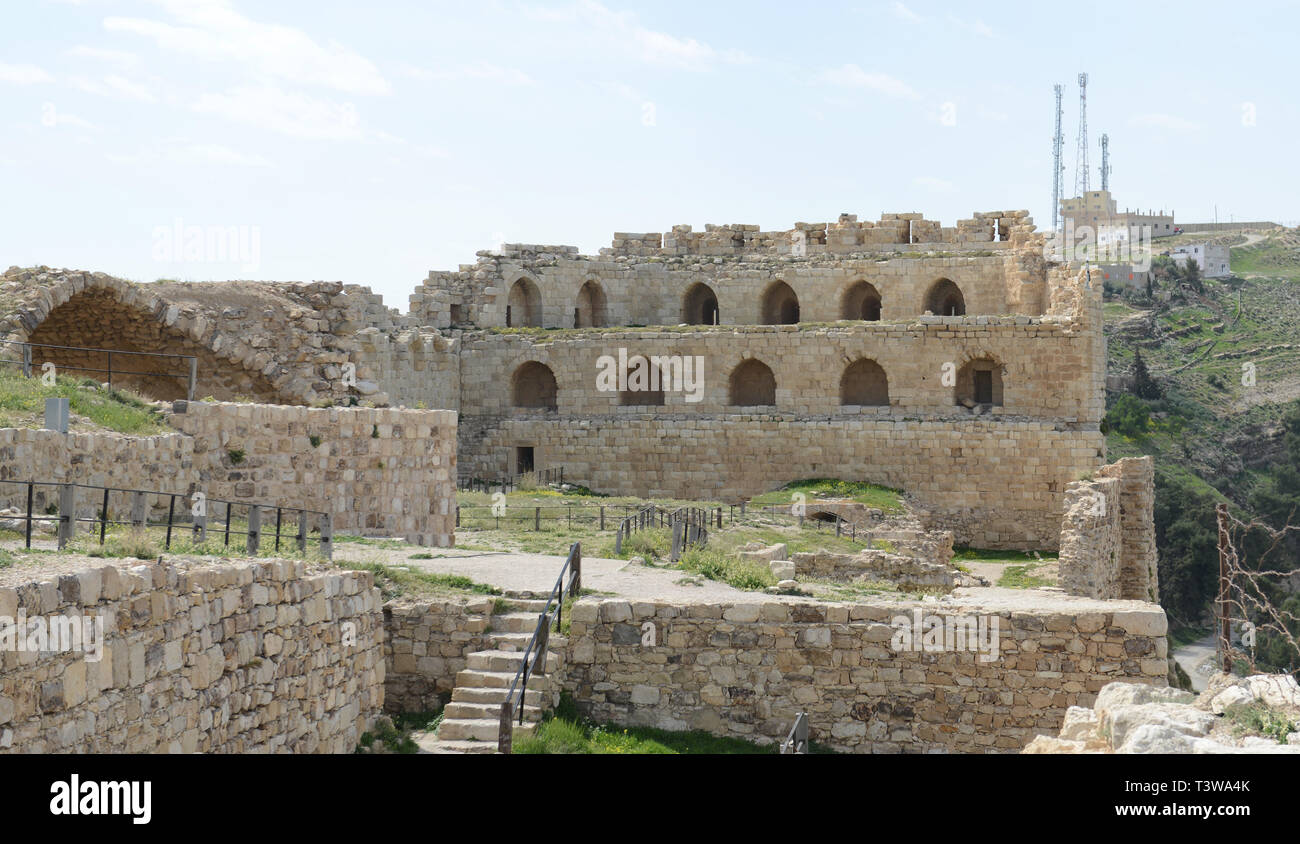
<box><xmin>676</xmin><ymin>547</ymin><xmax>776</xmax><ymax>591</ymax></box>
<box><xmin>1224</xmin><ymin>701</ymin><xmax>1299</xmax><ymax>744</ymax></box>
<box><xmin>0</xmin><ymin>369</ymin><xmax>168</xmax><ymax>433</ymax></box>
<box><xmin>952</xmin><ymin>547</ymin><xmax>1057</xmax><ymax>565</ymax></box>
<box><xmin>997</xmin><ymin>564</ymin><xmax>1053</xmax><ymax>589</ymax></box>
<box><xmin>337</xmin><ymin>560</ymin><xmax>501</xmax><ymax>600</ymax></box>
<box><xmin>749</xmin><ymin>478</ymin><xmax>905</xmax><ymax>513</ymax></box>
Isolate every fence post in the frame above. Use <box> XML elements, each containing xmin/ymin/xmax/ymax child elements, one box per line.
<box><xmin>534</xmin><ymin>507</ymin><xmax>540</xmax><ymax>531</ymax></box>
<box><xmin>165</xmin><ymin>494</ymin><xmax>176</xmax><ymax>550</ymax></box>
<box><xmin>187</xmin><ymin>356</ymin><xmax>197</xmax><ymax>402</ymax></box>
<box><xmin>570</xmin><ymin>542</ymin><xmax>582</xmax><ymax>596</ymax></box>
<box><xmin>456</xmin><ymin>505</ymin><xmax>460</xmax><ymax>528</ymax></box>
<box><xmin>57</xmin><ymin>483</ymin><xmax>75</xmax><ymax>549</ymax></box>
<box><xmin>614</xmin><ymin>525</ymin><xmax>623</xmax><ymax>556</ymax></box>
<box><xmin>130</xmin><ymin>491</ymin><xmax>146</xmax><ymax>532</ymax></box>
<box><xmin>600</xmin><ymin>506</ymin><xmax>605</xmax><ymax>531</ymax></box>
<box><xmin>296</xmin><ymin>509</ymin><xmax>307</xmax><ymax>552</ymax></box>
<box><xmin>107</xmin><ymin>350</ymin><xmax>113</xmax><ymax>392</ymax></box>
<box><xmin>498</xmin><ymin>700</ymin><xmax>514</xmax><ymax>754</ymax></box>
<box><xmin>247</xmin><ymin>505</ymin><xmax>261</xmax><ymax>555</ymax></box>
<box><xmin>24</xmin><ymin>482</ymin><xmax>33</xmax><ymax>549</ymax></box>
<box><xmin>22</xmin><ymin>344</ymin><xmax>31</xmax><ymax>378</ymax></box>
<box><xmin>320</xmin><ymin>512</ymin><xmax>334</xmax><ymax>560</ymax></box>
<box><xmin>193</xmin><ymin>493</ymin><xmax>207</xmax><ymax>543</ymax></box>
<box><xmin>671</xmin><ymin>519</ymin><xmax>683</xmax><ymax>562</ymax></box>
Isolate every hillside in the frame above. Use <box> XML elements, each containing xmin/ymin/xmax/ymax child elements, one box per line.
<box><xmin>1102</xmin><ymin>226</ymin><xmax>1300</xmax><ymax>663</ymax></box>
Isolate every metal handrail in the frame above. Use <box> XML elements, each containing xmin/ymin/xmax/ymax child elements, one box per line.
<box><xmin>497</xmin><ymin>541</ymin><xmax>582</xmax><ymax>753</ymax></box>
<box><xmin>780</xmin><ymin>712</ymin><xmax>809</xmax><ymax>754</ymax></box>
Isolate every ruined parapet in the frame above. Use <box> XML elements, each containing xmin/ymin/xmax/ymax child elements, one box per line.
<box><xmin>1058</xmin><ymin>456</ymin><xmax>1157</xmax><ymax>601</ymax></box>
<box><xmin>790</xmin><ymin>548</ymin><xmax>957</xmax><ymax>591</ymax></box>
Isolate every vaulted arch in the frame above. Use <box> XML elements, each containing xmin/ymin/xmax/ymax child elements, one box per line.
<box><xmin>682</xmin><ymin>282</ymin><xmax>719</xmax><ymax>325</ymax></box>
<box><xmin>955</xmin><ymin>356</ymin><xmax>1004</xmax><ymax>408</ymax></box>
<box><xmin>840</xmin><ymin>358</ymin><xmax>889</xmax><ymax>406</ymax></box>
<box><xmin>841</xmin><ymin>281</ymin><xmax>882</xmax><ymax>321</ymax></box>
<box><xmin>507</xmin><ymin>277</ymin><xmax>542</xmax><ymax>327</ymax></box>
<box><xmin>15</xmin><ymin>278</ymin><xmax>286</xmax><ymax>402</ymax></box>
<box><xmin>761</xmin><ymin>280</ymin><xmax>800</xmax><ymax>325</ymax></box>
<box><xmin>511</xmin><ymin>360</ymin><xmax>558</xmax><ymax>410</ymax></box>
<box><xmin>575</xmin><ymin>280</ymin><xmax>607</xmax><ymax>327</ymax></box>
<box><xmin>729</xmin><ymin>358</ymin><xmax>776</xmax><ymax>407</ymax></box>
<box><xmin>925</xmin><ymin>278</ymin><xmax>966</xmax><ymax>316</ymax></box>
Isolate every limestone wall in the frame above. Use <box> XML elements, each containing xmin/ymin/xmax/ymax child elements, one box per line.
<box><xmin>462</xmin><ymin>416</ymin><xmax>1102</xmax><ymax>550</ymax></box>
<box><xmin>565</xmin><ymin>594</ymin><xmax>1168</xmax><ymax>753</ymax></box>
<box><xmin>382</xmin><ymin>597</ymin><xmax>493</xmax><ymax>713</ymax></box>
<box><xmin>0</xmin><ymin>428</ymin><xmax>195</xmax><ymax>518</ymax></box>
<box><xmin>170</xmin><ymin>402</ymin><xmax>457</xmax><ymax>546</ymax></box>
<box><xmin>1058</xmin><ymin>457</ymin><xmax>1158</xmax><ymax>601</ymax></box>
<box><xmin>0</xmin><ymin>557</ymin><xmax>385</xmax><ymax>753</ymax></box>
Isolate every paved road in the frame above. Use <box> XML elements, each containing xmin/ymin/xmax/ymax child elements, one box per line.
<box><xmin>1172</xmin><ymin>632</ymin><xmax>1219</xmax><ymax>692</ymax></box>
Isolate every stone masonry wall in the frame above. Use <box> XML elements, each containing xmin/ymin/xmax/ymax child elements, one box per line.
<box><xmin>0</xmin><ymin>428</ymin><xmax>196</xmax><ymax>519</ymax></box>
<box><xmin>382</xmin><ymin>597</ymin><xmax>493</xmax><ymax>713</ymax></box>
<box><xmin>170</xmin><ymin>402</ymin><xmax>457</xmax><ymax>546</ymax></box>
<box><xmin>0</xmin><ymin>557</ymin><xmax>385</xmax><ymax>753</ymax></box>
<box><xmin>565</xmin><ymin>594</ymin><xmax>1168</xmax><ymax>753</ymax></box>
<box><xmin>1058</xmin><ymin>457</ymin><xmax>1158</xmax><ymax>601</ymax></box>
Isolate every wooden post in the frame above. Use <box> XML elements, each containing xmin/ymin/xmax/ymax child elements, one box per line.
<box><xmin>57</xmin><ymin>483</ymin><xmax>75</xmax><ymax>549</ymax></box>
<box><xmin>600</xmin><ymin>506</ymin><xmax>605</xmax><ymax>531</ymax></box>
<box><xmin>187</xmin><ymin>356</ymin><xmax>197</xmax><ymax>401</ymax></box>
<box><xmin>1216</xmin><ymin>503</ymin><xmax>1232</xmax><ymax>672</ymax></box>
<box><xmin>534</xmin><ymin>506</ymin><xmax>540</xmax><ymax>531</ymax></box>
<box><xmin>498</xmin><ymin>700</ymin><xmax>513</xmax><ymax>754</ymax></box>
<box><xmin>296</xmin><ymin>509</ymin><xmax>307</xmax><ymax>552</ymax></box>
<box><xmin>130</xmin><ymin>491</ymin><xmax>146</xmax><ymax>532</ymax></box>
<box><xmin>570</xmin><ymin>542</ymin><xmax>582</xmax><ymax>596</ymax></box>
<box><xmin>614</xmin><ymin>525</ymin><xmax>623</xmax><ymax>556</ymax></box>
<box><xmin>24</xmin><ymin>482</ymin><xmax>34</xmax><ymax>549</ymax></box>
<box><xmin>671</xmin><ymin>519</ymin><xmax>683</xmax><ymax>562</ymax></box>
<box><xmin>165</xmin><ymin>494</ymin><xmax>176</xmax><ymax>550</ymax></box>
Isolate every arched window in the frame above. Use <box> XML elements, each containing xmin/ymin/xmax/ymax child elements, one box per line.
<box><xmin>729</xmin><ymin>359</ymin><xmax>776</xmax><ymax>406</ymax></box>
<box><xmin>761</xmin><ymin>280</ymin><xmax>800</xmax><ymax>325</ymax></box>
<box><xmin>925</xmin><ymin>278</ymin><xmax>965</xmax><ymax>316</ymax></box>
<box><xmin>683</xmin><ymin>282</ymin><xmax>720</xmax><ymax>325</ymax></box>
<box><xmin>510</xmin><ymin>361</ymin><xmax>558</xmax><ymax>410</ymax></box>
<box><xmin>955</xmin><ymin>357</ymin><xmax>1003</xmax><ymax>408</ymax></box>
<box><xmin>506</xmin><ymin>278</ymin><xmax>542</xmax><ymax>327</ymax></box>
<box><xmin>840</xmin><ymin>358</ymin><xmax>889</xmax><ymax>406</ymax></box>
<box><xmin>575</xmin><ymin>280</ymin><xmax>607</xmax><ymax>327</ymax></box>
<box><xmin>841</xmin><ymin>281</ymin><xmax>882</xmax><ymax>321</ymax></box>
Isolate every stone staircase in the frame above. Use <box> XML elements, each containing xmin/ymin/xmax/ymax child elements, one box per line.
<box><xmin>417</xmin><ymin>597</ymin><xmax>568</xmax><ymax>754</ymax></box>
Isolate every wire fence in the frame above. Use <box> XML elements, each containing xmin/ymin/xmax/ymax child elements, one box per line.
<box><xmin>0</xmin><ymin>479</ymin><xmax>333</xmax><ymax>558</ymax></box>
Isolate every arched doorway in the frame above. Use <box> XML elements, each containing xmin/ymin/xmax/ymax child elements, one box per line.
<box><xmin>575</xmin><ymin>280</ymin><xmax>607</xmax><ymax>327</ymax></box>
<box><xmin>682</xmin><ymin>282</ymin><xmax>720</xmax><ymax>325</ymax></box>
<box><xmin>955</xmin><ymin>357</ymin><xmax>1004</xmax><ymax>408</ymax></box>
<box><xmin>507</xmin><ymin>278</ymin><xmax>542</xmax><ymax>327</ymax></box>
<box><xmin>925</xmin><ymin>278</ymin><xmax>966</xmax><ymax>316</ymax></box>
<box><xmin>761</xmin><ymin>281</ymin><xmax>800</xmax><ymax>324</ymax></box>
<box><xmin>841</xmin><ymin>281</ymin><xmax>882</xmax><ymax>321</ymax></box>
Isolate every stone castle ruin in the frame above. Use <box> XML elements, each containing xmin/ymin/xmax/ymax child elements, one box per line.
<box><xmin>2</xmin><ymin>207</ymin><xmax>1107</xmax><ymax>550</ymax></box>
<box><xmin>0</xmin><ymin>205</ymin><xmax>1179</xmax><ymax>755</ymax></box>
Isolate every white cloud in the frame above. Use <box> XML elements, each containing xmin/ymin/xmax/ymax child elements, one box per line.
<box><xmin>892</xmin><ymin>2</ymin><xmax>924</xmax><ymax>23</ymax></box>
<box><xmin>0</xmin><ymin>62</ymin><xmax>54</xmax><ymax>84</ymax></box>
<box><xmin>399</xmin><ymin>62</ymin><xmax>536</xmax><ymax>86</ymax></box>
<box><xmin>816</xmin><ymin>64</ymin><xmax>920</xmax><ymax>100</ymax></box>
<box><xmin>50</xmin><ymin>111</ymin><xmax>99</xmax><ymax>130</ymax></box>
<box><xmin>104</xmin><ymin>0</ymin><xmax>390</xmax><ymax>95</ymax></box>
<box><xmin>106</xmin><ymin>138</ymin><xmax>271</xmax><ymax>166</ymax></box>
<box><xmin>1129</xmin><ymin>112</ymin><xmax>1202</xmax><ymax>131</ymax></box>
<box><xmin>70</xmin><ymin>74</ymin><xmax>159</xmax><ymax>103</ymax></box>
<box><xmin>66</xmin><ymin>45</ymin><xmax>140</xmax><ymax>66</ymax></box>
<box><xmin>192</xmin><ymin>86</ymin><xmax>364</xmax><ymax>139</ymax></box>
<box><xmin>913</xmin><ymin>176</ymin><xmax>956</xmax><ymax>192</ymax></box>
<box><xmin>525</xmin><ymin>0</ymin><xmax>753</xmax><ymax>70</ymax></box>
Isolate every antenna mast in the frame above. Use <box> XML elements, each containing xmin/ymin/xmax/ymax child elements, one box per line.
<box><xmin>1100</xmin><ymin>133</ymin><xmax>1111</xmax><ymax>192</ymax></box>
<box><xmin>1051</xmin><ymin>83</ymin><xmax>1064</xmax><ymax>231</ymax></box>
<box><xmin>1074</xmin><ymin>72</ymin><xmax>1090</xmax><ymax>196</ymax></box>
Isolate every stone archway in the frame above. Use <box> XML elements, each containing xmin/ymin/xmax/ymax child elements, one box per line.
<box><xmin>575</xmin><ymin>280</ymin><xmax>608</xmax><ymax>328</ymax></box>
<box><xmin>16</xmin><ymin>278</ymin><xmax>286</xmax><ymax>402</ymax></box>
<box><xmin>840</xmin><ymin>358</ymin><xmax>889</xmax><ymax>406</ymax></box>
<box><xmin>841</xmin><ymin>281</ymin><xmax>882</xmax><ymax>321</ymax></box>
<box><xmin>925</xmin><ymin>278</ymin><xmax>966</xmax><ymax>316</ymax></box>
<box><xmin>683</xmin><ymin>282</ymin><xmax>719</xmax><ymax>325</ymax></box>
<box><xmin>729</xmin><ymin>358</ymin><xmax>776</xmax><ymax>406</ymax></box>
<box><xmin>761</xmin><ymin>281</ymin><xmax>800</xmax><ymax>325</ymax></box>
<box><xmin>507</xmin><ymin>277</ymin><xmax>542</xmax><ymax>327</ymax></box>
<box><xmin>511</xmin><ymin>361</ymin><xmax>558</xmax><ymax>410</ymax></box>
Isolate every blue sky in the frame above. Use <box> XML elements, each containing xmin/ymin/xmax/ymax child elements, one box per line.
<box><xmin>2</xmin><ymin>0</ymin><xmax>1297</xmax><ymax>309</ymax></box>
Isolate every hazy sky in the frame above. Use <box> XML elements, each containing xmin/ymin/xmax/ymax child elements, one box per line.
<box><xmin>3</xmin><ymin>0</ymin><xmax>1296</xmax><ymax>310</ymax></box>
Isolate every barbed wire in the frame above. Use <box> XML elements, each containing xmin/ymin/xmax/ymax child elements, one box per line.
<box><xmin>1220</xmin><ymin>505</ymin><xmax>1300</xmax><ymax>674</ymax></box>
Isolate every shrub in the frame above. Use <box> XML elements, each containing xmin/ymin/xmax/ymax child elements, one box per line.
<box><xmin>1106</xmin><ymin>394</ymin><xmax>1150</xmax><ymax>437</ymax></box>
